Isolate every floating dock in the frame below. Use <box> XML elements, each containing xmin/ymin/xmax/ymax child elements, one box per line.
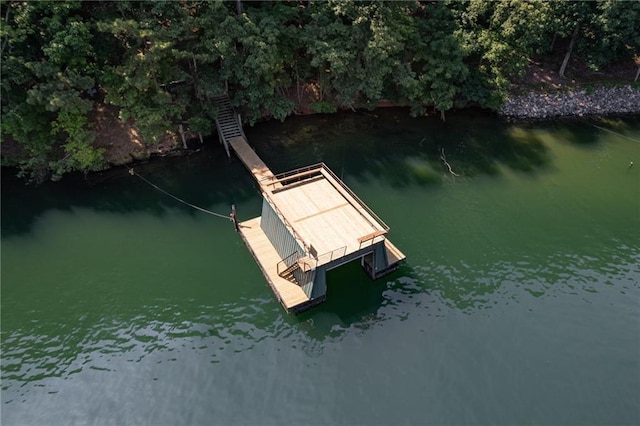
<box><xmin>213</xmin><ymin>96</ymin><xmax>405</xmax><ymax>313</ymax></box>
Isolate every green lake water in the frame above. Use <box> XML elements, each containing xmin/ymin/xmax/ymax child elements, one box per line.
<box><xmin>1</xmin><ymin>110</ymin><xmax>639</xmax><ymax>425</ymax></box>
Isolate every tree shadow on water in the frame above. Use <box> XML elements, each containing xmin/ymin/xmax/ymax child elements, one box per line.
<box><xmin>251</xmin><ymin>108</ymin><xmax>555</xmax><ymax>191</ymax></box>
<box><xmin>1</xmin><ymin>143</ymin><xmax>262</xmax><ymax>238</ymax></box>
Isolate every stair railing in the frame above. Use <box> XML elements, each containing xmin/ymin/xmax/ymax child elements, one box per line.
<box><xmin>277</xmin><ymin>251</ymin><xmax>301</xmax><ymax>276</ymax></box>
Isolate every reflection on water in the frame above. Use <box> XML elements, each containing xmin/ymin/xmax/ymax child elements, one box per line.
<box><xmin>410</xmin><ymin>244</ymin><xmax>639</xmax><ymax>313</ymax></box>
<box><xmin>2</xmin><ymin>298</ymin><xmax>274</xmax><ymax>392</ymax></box>
<box><xmin>6</xmin><ymin>241</ymin><xmax>635</xmax><ymax>399</ymax></box>
<box><xmin>2</xmin><ymin>111</ymin><xmax>639</xmax><ymax>424</ymax></box>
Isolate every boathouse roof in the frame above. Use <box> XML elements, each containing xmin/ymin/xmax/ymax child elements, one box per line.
<box><xmin>259</xmin><ymin>163</ymin><xmax>389</xmax><ymax>265</ymax></box>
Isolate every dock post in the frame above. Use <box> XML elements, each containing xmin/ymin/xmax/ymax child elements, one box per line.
<box><xmin>231</xmin><ymin>204</ymin><xmax>238</xmax><ymax>232</ymax></box>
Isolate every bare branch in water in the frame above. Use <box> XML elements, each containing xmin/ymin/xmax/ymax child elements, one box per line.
<box><xmin>440</xmin><ymin>148</ymin><xmax>460</xmax><ymax>177</ymax></box>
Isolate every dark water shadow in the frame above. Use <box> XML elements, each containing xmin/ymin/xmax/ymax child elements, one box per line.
<box><xmin>5</xmin><ymin>110</ymin><xmax>635</xmax><ymax>238</ymax></box>
<box><xmin>567</xmin><ymin>116</ymin><xmax>640</xmax><ymax>148</ymax></box>
<box><xmin>289</xmin><ymin>261</ymin><xmax>423</xmax><ymax>342</ymax></box>
<box><xmin>246</xmin><ymin>108</ymin><xmax>553</xmax><ymax>190</ymax></box>
<box><xmin>1</xmin><ymin>143</ymin><xmax>262</xmax><ymax>237</ymax></box>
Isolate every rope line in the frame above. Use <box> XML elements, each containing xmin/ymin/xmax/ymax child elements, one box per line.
<box><xmin>570</xmin><ymin>117</ymin><xmax>640</xmax><ymax>143</ymax></box>
<box><xmin>129</xmin><ymin>169</ymin><xmax>232</xmax><ymax>220</ymax></box>
<box><xmin>590</xmin><ymin>124</ymin><xmax>640</xmax><ymax>143</ymax></box>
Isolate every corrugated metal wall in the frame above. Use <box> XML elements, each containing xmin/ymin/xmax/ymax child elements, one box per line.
<box><xmin>293</xmin><ymin>268</ymin><xmax>315</xmax><ymax>297</ymax></box>
<box><xmin>260</xmin><ymin>199</ymin><xmax>304</xmax><ymax>260</ymax></box>
<box><xmin>260</xmin><ymin>199</ymin><xmax>316</xmax><ymax>297</ymax></box>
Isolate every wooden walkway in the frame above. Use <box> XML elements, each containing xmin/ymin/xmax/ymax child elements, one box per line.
<box><xmin>212</xmin><ymin>95</ymin><xmax>279</xmax><ymax>189</ymax></box>
<box><xmin>227</xmin><ymin>136</ymin><xmax>277</xmax><ymax>188</ymax></box>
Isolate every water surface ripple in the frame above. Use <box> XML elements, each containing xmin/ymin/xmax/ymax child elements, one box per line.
<box><xmin>2</xmin><ymin>112</ymin><xmax>639</xmax><ymax>425</ymax></box>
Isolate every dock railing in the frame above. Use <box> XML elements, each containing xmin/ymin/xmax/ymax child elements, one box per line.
<box><xmin>358</xmin><ymin>230</ymin><xmax>387</xmax><ymax>249</ymax></box>
<box><xmin>260</xmin><ymin>163</ymin><xmax>324</xmax><ymax>190</ymax></box>
<box><xmin>276</xmin><ymin>252</ymin><xmax>317</xmax><ymax>288</ymax></box>
<box><xmin>315</xmin><ymin>245</ymin><xmax>347</xmax><ymax>266</ymax></box>
<box><xmin>277</xmin><ymin>251</ymin><xmax>300</xmax><ymax>276</ymax></box>
<box><xmin>261</xmin><ymin>163</ymin><xmax>390</xmax><ymax>233</ymax></box>
<box><xmin>318</xmin><ymin>164</ymin><xmax>390</xmax><ymax>232</ymax></box>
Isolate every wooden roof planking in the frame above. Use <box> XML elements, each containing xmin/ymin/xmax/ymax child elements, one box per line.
<box><xmin>267</xmin><ymin>175</ymin><xmax>383</xmax><ymax>261</ymax></box>
<box><xmin>227</xmin><ymin>135</ymin><xmax>391</xmax><ymax>258</ymax></box>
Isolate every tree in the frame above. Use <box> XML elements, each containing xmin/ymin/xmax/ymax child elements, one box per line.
<box><xmin>546</xmin><ymin>1</ymin><xmax>598</xmax><ymax>78</ymax></box>
<box><xmin>97</xmin><ymin>2</ymin><xmax>187</xmax><ymax>143</ymax></box>
<box><xmin>2</xmin><ymin>0</ymin><xmax>638</xmax><ymax>182</ymax></box>
<box><xmin>452</xmin><ymin>0</ymin><xmax>556</xmax><ymax>106</ymax></box>
<box><xmin>218</xmin><ymin>2</ymin><xmax>301</xmax><ymax>124</ymax></box>
<box><xmin>401</xmin><ymin>1</ymin><xmax>468</xmax><ymax>118</ymax></box>
<box><xmin>1</xmin><ymin>0</ymin><xmax>104</xmax><ymax>182</ymax></box>
<box><xmin>304</xmin><ymin>1</ymin><xmax>413</xmax><ymax>108</ymax></box>
<box><xmin>590</xmin><ymin>0</ymin><xmax>640</xmax><ymax>76</ymax></box>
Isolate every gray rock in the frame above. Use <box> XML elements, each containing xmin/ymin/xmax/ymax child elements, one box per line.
<box><xmin>499</xmin><ymin>86</ymin><xmax>640</xmax><ymax>118</ymax></box>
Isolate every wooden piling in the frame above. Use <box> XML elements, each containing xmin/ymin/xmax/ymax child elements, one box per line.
<box><xmin>231</xmin><ymin>204</ymin><xmax>238</xmax><ymax>232</ymax></box>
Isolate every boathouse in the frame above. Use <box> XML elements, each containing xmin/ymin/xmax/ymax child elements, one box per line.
<box><xmin>213</xmin><ymin>96</ymin><xmax>405</xmax><ymax>313</ymax></box>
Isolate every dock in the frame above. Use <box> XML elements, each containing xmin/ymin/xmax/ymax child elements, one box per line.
<box><xmin>213</xmin><ymin>95</ymin><xmax>405</xmax><ymax>313</ymax></box>
<box><xmin>227</xmin><ymin>136</ymin><xmax>278</xmax><ymax>188</ymax></box>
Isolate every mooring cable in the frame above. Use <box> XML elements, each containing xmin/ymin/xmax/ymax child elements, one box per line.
<box><xmin>129</xmin><ymin>169</ymin><xmax>232</xmax><ymax>221</ymax></box>
<box><xmin>569</xmin><ymin>117</ymin><xmax>640</xmax><ymax>143</ymax></box>
<box><xmin>589</xmin><ymin>123</ymin><xmax>640</xmax><ymax>143</ymax></box>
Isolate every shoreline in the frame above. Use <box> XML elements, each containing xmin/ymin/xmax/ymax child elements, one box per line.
<box><xmin>3</xmin><ymin>84</ymin><xmax>639</xmax><ymax>182</ymax></box>
<box><xmin>498</xmin><ymin>85</ymin><xmax>640</xmax><ymax>119</ymax></box>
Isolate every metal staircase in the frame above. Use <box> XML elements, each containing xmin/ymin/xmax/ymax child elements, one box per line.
<box><xmin>211</xmin><ymin>95</ymin><xmax>245</xmax><ymax>158</ymax></box>
<box><xmin>278</xmin><ymin>262</ymin><xmax>300</xmax><ymax>282</ymax></box>
<box><xmin>277</xmin><ymin>252</ymin><xmax>302</xmax><ymax>284</ymax></box>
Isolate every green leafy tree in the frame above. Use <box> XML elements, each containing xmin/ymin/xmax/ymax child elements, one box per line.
<box><xmin>1</xmin><ymin>1</ymin><xmax>104</xmax><ymax>181</ymax></box>
<box><xmin>304</xmin><ymin>1</ymin><xmax>411</xmax><ymax>108</ymax></box>
<box><xmin>98</xmin><ymin>2</ymin><xmax>186</xmax><ymax>143</ymax></box>
<box><xmin>550</xmin><ymin>1</ymin><xmax>598</xmax><ymax>78</ymax></box>
<box><xmin>217</xmin><ymin>2</ymin><xmax>302</xmax><ymax>124</ymax></box>
<box><xmin>453</xmin><ymin>0</ymin><xmax>557</xmax><ymax>106</ymax></box>
<box><xmin>401</xmin><ymin>2</ymin><xmax>468</xmax><ymax>118</ymax></box>
<box><xmin>589</xmin><ymin>0</ymin><xmax>640</xmax><ymax>74</ymax></box>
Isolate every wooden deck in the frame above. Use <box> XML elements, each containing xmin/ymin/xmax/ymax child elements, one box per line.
<box><xmin>268</xmin><ymin>177</ymin><xmax>385</xmax><ymax>264</ymax></box>
<box><xmin>237</xmin><ymin>217</ymin><xmax>310</xmax><ymax>310</ymax></box>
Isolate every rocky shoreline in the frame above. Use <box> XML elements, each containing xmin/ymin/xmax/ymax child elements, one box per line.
<box><xmin>499</xmin><ymin>85</ymin><xmax>640</xmax><ymax>119</ymax></box>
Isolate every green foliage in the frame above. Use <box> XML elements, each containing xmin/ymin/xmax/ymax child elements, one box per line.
<box><xmin>451</xmin><ymin>0</ymin><xmax>559</xmax><ymax>106</ymax></box>
<box><xmin>305</xmin><ymin>1</ymin><xmax>413</xmax><ymax>107</ymax></box>
<box><xmin>217</xmin><ymin>2</ymin><xmax>303</xmax><ymax>124</ymax></box>
<box><xmin>403</xmin><ymin>2</ymin><xmax>468</xmax><ymax>114</ymax></box>
<box><xmin>309</xmin><ymin>101</ymin><xmax>338</xmax><ymax>114</ymax></box>
<box><xmin>1</xmin><ymin>0</ymin><xmax>100</xmax><ymax>182</ymax></box>
<box><xmin>1</xmin><ymin>0</ymin><xmax>637</xmax><ymax>182</ymax></box>
<box><xmin>586</xmin><ymin>0</ymin><xmax>640</xmax><ymax>69</ymax></box>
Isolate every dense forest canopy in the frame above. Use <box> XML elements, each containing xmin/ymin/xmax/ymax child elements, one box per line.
<box><xmin>1</xmin><ymin>0</ymin><xmax>639</xmax><ymax>182</ymax></box>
